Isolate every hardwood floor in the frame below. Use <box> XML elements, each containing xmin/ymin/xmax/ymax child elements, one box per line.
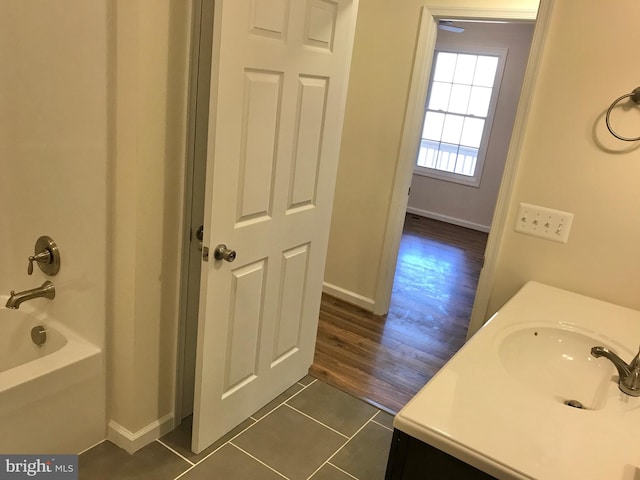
<box><xmin>310</xmin><ymin>214</ymin><xmax>488</xmax><ymax>414</ymax></box>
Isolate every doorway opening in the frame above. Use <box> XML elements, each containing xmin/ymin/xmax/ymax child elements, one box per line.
<box><xmin>310</xmin><ymin>16</ymin><xmax>537</xmax><ymax>413</ymax></box>
<box><xmin>403</xmin><ymin>19</ymin><xmax>535</xmax><ymax>327</ymax></box>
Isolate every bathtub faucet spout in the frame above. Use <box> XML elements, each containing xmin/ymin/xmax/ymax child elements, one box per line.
<box><xmin>5</xmin><ymin>281</ymin><xmax>55</xmax><ymax>309</ymax></box>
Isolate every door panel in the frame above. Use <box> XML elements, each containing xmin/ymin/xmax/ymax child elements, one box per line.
<box><xmin>250</xmin><ymin>0</ymin><xmax>289</xmax><ymax>40</ymax></box>
<box><xmin>192</xmin><ymin>0</ymin><xmax>358</xmax><ymax>453</ymax></box>
<box><xmin>237</xmin><ymin>70</ymin><xmax>281</xmax><ymax>222</ymax></box>
<box><xmin>289</xmin><ymin>76</ymin><xmax>328</xmax><ymax>209</ymax></box>
<box><xmin>223</xmin><ymin>259</ymin><xmax>267</xmax><ymax>395</ymax></box>
<box><xmin>305</xmin><ymin>0</ymin><xmax>338</xmax><ymax>50</ymax></box>
<box><xmin>273</xmin><ymin>243</ymin><xmax>310</xmax><ymax>363</ymax></box>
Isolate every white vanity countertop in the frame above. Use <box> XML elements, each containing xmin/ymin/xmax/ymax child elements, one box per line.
<box><xmin>393</xmin><ymin>281</ymin><xmax>640</xmax><ymax>480</ymax></box>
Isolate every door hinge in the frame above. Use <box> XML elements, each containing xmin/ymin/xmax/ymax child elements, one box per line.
<box><xmin>202</xmin><ymin>246</ymin><xmax>209</xmax><ymax>262</ymax></box>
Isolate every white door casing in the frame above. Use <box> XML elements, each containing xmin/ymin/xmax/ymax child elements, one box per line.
<box><xmin>192</xmin><ymin>0</ymin><xmax>359</xmax><ymax>453</ymax></box>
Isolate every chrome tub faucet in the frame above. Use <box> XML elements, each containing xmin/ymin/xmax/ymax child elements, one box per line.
<box><xmin>591</xmin><ymin>345</ymin><xmax>640</xmax><ymax>397</ymax></box>
<box><xmin>5</xmin><ymin>281</ymin><xmax>55</xmax><ymax>309</ymax></box>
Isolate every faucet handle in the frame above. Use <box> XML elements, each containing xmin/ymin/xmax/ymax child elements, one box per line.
<box><xmin>27</xmin><ymin>251</ymin><xmax>51</xmax><ymax>275</ymax></box>
<box><xmin>630</xmin><ymin>345</ymin><xmax>640</xmax><ymax>370</ymax></box>
<box><xmin>623</xmin><ymin>350</ymin><xmax>640</xmax><ymax>396</ymax></box>
<box><xmin>27</xmin><ymin>236</ymin><xmax>60</xmax><ymax>276</ymax></box>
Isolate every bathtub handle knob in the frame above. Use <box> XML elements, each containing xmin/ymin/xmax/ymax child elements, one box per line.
<box><xmin>27</xmin><ymin>236</ymin><xmax>61</xmax><ymax>276</ymax></box>
<box><xmin>28</xmin><ymin>251</ymin><xmax>51</xmax><ymax>275</ymax></box>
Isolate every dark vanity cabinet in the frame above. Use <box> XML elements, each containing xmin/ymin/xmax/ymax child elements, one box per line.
<box><xmin>385</xmin><ymin>429</ymin><xmax>497</xmax><ymax>480</ymax></box>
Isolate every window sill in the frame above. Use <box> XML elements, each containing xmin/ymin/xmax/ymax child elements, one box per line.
<box><xmin>413</xmin><ymin>167</ymin><xmax>481</xmax><ymax>188</ymax></box>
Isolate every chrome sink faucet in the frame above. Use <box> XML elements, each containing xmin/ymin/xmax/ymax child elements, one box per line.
<box><xmin>591</xmin><ymin>345</ymin><xmax>640</xmax><ymax>397</ymax></box>
<box><xmin>5</xmin><ymin>281</ymin><xmax>55</xmax><ymax>309</ymax></box>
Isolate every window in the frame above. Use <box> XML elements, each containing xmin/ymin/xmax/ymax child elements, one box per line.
<box><xmin>415</xmin><ymin>48</ymin><xmax>506</xmax><ymax>187</ymax></box>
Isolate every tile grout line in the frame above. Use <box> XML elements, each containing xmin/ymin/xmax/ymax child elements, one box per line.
<box><xmin>156</xmin><ymin>439</ymin><xmax>196</xmax><ymax>467</ymax></box>
<box><xmin>204</xmin><ymin>378</ymin><xmax>319</xmax><ymax>476</ymax></box>
<box><xmin>174</xmin><ymin>376</ymin><xmax>319</xmax><ymax>471</ymax></box>
<box><xmin>303</xmin><ymin>410</ymin><xmax>380</xmax><ymax>480</ymax></box>
<box><xmin>296</xmin><ymin>375</ymin><xmax>318</xmax><ymax>388</ymax></box>
<box><xmin>172</xmin><ymin>462</ymin><xmax>198</xmax><ymax>480</ymax></box>
<box><xmin>229</xmin><ymin>443</ymin><xmax>290</xmax><ymax>480</ymax></box>
<box><xmin>170</xmin><ymin>415</ymin><xmax>261</xmax><ymax>470</ymax></box>
<box><xmin>284</xmin><ymin>404</ymin><xmax>350</xmax><ymax>439</ymax></box>
<box><xmin>371</xmin><ymin>411</ymin><xmax>394</xmax><ymax>432</ymax></box>
<box><xmin>252</xmin><ymin>377</ymin><xmax>317</xmax><ymax>422</ymax></box>
<box><xmin>170</xmin><ymin>436</ymin><xmax>236</xmax><ymax>479</ymax></box>
<box><xmin>370</xmin><ymin>418</ymin><xmax>394</xmax><ymax>432</ymax></box>
<box><xmin>326</xmin><ymin>462</ymin><xmax>360</xmax><ymax>480</ymax></box>
<box><xmin>78</xmin><ymin>439</ymin><xmax>108</xmax><ymax>456</ymax></box>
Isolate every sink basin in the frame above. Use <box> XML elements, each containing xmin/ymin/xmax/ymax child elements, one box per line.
<box><xmin>497</xmin><ymin>324</ymin><xmax>622</xmax><ymax>409</ymax></box>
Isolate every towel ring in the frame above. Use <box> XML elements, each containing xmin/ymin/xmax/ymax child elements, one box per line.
<box><xmin>605</xmin><ymin>87</ymin><xmax>640</xmax><ymax>142</ymax></box>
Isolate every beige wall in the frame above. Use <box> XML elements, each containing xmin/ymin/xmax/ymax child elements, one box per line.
<box><xmin>0</xmin><ymin>0</ymin><xmax>109</xmax><ymax>449</ymax></box>
<box><xmin>1</xmin><ymin>0</ymin><xmax>192</xmax><ymax>449</ymax></box>
<box><xmin>486</xmin><ymin>0</ymin><xmax>640</xmax><ymax>315</ymax></box>
<box><xmin>408</xmin><ymin>22</ymin><xmax>534</xmax><ymax>231</ymax></box>
<box><xmin>108</xmin><ymin>0</ymin><xmax>191</xmax><ymax>444</ymax></box>
<box><xmin>0</xmin><ymin>0</ymin><xmax>108</xmax><ymax>347</ymax></box>
<box><xmin>325</xmin><ymin>0</ymin><xmax>539</xmax><ymax>305</ymax></box>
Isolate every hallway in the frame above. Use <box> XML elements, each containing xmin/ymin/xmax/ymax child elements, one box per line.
<box><xmin>311</xmin><ymin>214</ymin><xmax>488</xmax><ymax>412</ymax></box>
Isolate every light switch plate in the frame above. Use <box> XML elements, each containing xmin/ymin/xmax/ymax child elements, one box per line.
<box><xmin>514</xmin><ymin>203</ymin><xmax>574</xmax><ymax>244</ymax></box>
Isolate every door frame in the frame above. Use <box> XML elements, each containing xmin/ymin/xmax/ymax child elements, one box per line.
<box><xmin>373</xmin><ymin>1</ymin><xmax>555</xmax><ymax>338</ymax></box>
<box><xmin>175</xmin><ymin>0</ymin><xmax>215</xmax><ymax>424</ymax></box>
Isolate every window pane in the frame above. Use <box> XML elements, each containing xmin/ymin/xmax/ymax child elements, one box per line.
<box><xmin>441</xmin><ymin>114</ymin><xmax>464</xmax><ymax>144</ymax></box>
<box><xmin>417</xmin><ymin>139</ymin><xmax>439</xmax><ymax>168</ymax></box>
<box><xmin>448</xmin><ymin>84</ymin><xmax>471</xmax><ymax>114</ymax></box>
<box><xmin>468</xmin><ymin>86</ymin><xmax>492</xmax><ymax>117</ymax></box>
<box><xmin>454</xmin><ymin>152</ymin><xmax>469</xmax><ymax>175</ymax></box>
<box><xmin>460</xmin><ymin>117</ymin><xmax>485</xmax><ymax>148</ymax></box>
<box><xmin>433</xmin><ymin>52</ymin><xmax>456</xmax><ymax>82</ymax></box>
<box><xmin>436</xmin><ymin>144</ymin><xmax>459</xmax><ymax>172</ymax></box>
<box><xmin>422</xmin><ymin>111</ymin><xmax>444</xmax><ymax>141</ymax></box>
<box><xmin>428</xmin><ymin>82</ymin><xmax>452</xmax><ymax>111</ymax></box>
<box><xmin>473</xmin><ymin>56</ymin><xmax>498</xmax><ymax>87</ymax></box>
<box><xmin>455</xmin><ymin>149</ymin><xmax>478</xmax><ymax>176</ymax></box>
<box><xmin>415</xmin><ymin>49</ymin><xmax>503</xmax><ymax>183</ymax></box>
<box><xmin>453</xmin><ymin>54</ymin><xmax>477</xmax><ymax>84</ymax></box>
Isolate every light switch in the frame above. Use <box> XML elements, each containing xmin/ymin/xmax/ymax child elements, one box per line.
<box><xmin>514</xmin><ymin>203</ymin><xmax>574</xmax><ymax>244</ymax></box>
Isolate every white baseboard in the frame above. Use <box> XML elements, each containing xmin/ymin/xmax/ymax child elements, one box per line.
<box><xmin>406</xmin><ymin>206</ymin><xmax>490</xmax><ymax>233</ymax></box>
<box><xmin>107</xmin><ymin>412</ymin><xmax>174</xmax><ymax>454</ymax></box>
<box><xmin>322</xmin><ymin>282</ymin><xmax>375</xmax><ymax>312</ymax></box>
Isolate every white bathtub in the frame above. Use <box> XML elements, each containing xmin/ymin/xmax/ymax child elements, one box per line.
<box><xmin>0</xmin><ymin>298</ymin><xmax>105</xmax><ymax>454</ymax></box>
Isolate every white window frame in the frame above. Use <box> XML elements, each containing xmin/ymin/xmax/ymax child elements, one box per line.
<box><xmin>414</xmin><ymin>45</ymin><xmax>508</xmax><ymax>188</ymax></box>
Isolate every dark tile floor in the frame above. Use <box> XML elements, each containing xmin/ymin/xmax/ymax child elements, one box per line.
<box><xmin>79</xmin><ymin>376</ymin><xmax>394</xmax><ymax>480</ymax></box>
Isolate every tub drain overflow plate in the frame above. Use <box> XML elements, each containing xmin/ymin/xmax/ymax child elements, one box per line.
<box><xmin>31</xmin><ymin>325</ymin><xmax>47</xmax><ymax>347</ymax></box>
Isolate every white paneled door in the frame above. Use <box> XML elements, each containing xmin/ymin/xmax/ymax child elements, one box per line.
<box><xmin>192</xmin><ymin>0</ymin><xmax>359</xmax><ymax>453</ymax></box>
